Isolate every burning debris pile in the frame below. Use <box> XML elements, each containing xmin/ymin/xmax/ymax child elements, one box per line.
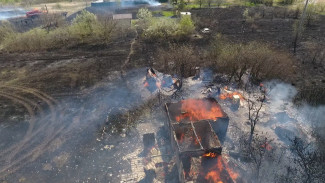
<box><xmin>165</xmin><ymin>98</ymin><xmax>240</xmax><ymax>183</ymax></box>
<box><xmin>143</xmin><ymin>68</ymin><xmax>182</xmax><ymax>97</ymax></box>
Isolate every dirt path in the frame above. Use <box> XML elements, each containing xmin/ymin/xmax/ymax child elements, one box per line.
<box><xmin>122</xmin><ymin>29</ymin><xmax>138</xmax><ymax>72</ymax></box>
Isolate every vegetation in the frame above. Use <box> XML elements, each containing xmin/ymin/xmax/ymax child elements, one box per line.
<box><xmin>136</xmin><ymin>8</ymin><xmax>195</xmax><ymax>41</ymax></box>
<box><xmin>209</xmin><ymin>39</ymin><xmax>295</xmax><ymax>83</ymax></box>
<box><xmin>0</xmin><ymin>0</ymin><xmax>21</xmax><ymax>4</ymax></box>
<box><xmin>157</xmin><ymin>44</ymin><xmax>198</xmax><ymax>77</ymax></box>
<box><xmin>152</xmin><ymin>10</ymin><xmax>175</xmax><ymax>17</ymax></box>
<box><xmin>137</xmin><ymin>7</ymin><xmax>153</xmax><ymax>20</ymax></box>
<box><xmin>305</xmin><ymin>4</ymin><xmax>319</xmax><ymax>26</ymax></box>
<box><xmin>279</xmin><ymin>0</ymin><xmax>295</xmax><ymax>5</ymax></box>
<box><xmin>0</xmin><ymin>10</ymin><xmax>118</xmax><ymax>52</ymax></box>
<box><xmin>289</xmin><ymin>137</ymin><xmax>325</xmax><ymax>183</ymax></box>
<box><xmin>0</xmin><ymin>21</ymin><xmax>15</xmax><ymax>44</ymax></box>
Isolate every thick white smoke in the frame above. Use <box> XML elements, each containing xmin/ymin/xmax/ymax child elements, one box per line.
<box><xmin>0</xmin><ymin>7</ymin><xmax>26</xmax><ymax>20</ymax></box>
<box><xmin>265</xmin><ymin>81</ymin><xmax>325</xmax><ymax>142</ymax></box>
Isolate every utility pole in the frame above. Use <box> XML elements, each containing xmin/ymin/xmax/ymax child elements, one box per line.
<box><xmin>293</xmin><ymin>0</ymin><xmax>309</xmax><ymax>53</ymax></box>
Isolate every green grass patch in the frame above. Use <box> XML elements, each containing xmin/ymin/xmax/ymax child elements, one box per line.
<box><xmin>244</xmin><ymin>2</ymin><xmax>257</xmax><ymax>7</ymax></box>
<box><xmin>185</xmin><ymin>4</ymin><xmax>201</xmax><ymax>9</ymax></box>
<box><xmin>152</xmin><ymin>11</ymin><xmax>175</xmax><ymax>17</ymax></box>
<box><xmin>162</xmin><ymin>11</ymin><xmax>175</xmax><ymax>17</ymax></box>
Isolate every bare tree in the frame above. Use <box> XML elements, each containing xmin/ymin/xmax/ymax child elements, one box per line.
<box><xmin>157</xmin><ymin>44</ymin><xmax>198</xmax><ymax>78</ymax></box>
<box><xmin>290</xmin><ymin>137</ymin><xmax>325</xmax><ymax>183</ymax></box>
<box><xmin>293</xmin><ymin>0</ymin><xmax>309</xmax><ymax>53</ymax></box>
<box><xmin>239</xmin><ymin>133</ymin><xmax>275</xmax><ymax>182</ymax></box>
<box><xmin>247</xmin><ymin>90</ymin><xmax>266</xmax><ymax>143</ymax></box>
<box><xmin>196</xmin><ymin>0</ymin><xmax>205</xmax><ymax>8</ymax></box>
<box><xmin>215</xmin><ymin>0</ymin><xmax>224</xmax><ymax>7</ymax></box>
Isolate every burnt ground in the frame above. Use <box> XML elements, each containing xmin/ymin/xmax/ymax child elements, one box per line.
<box><xmin>0</xmin><ymin>5</ymin><xmax>324</xmax><ymax>183</ymax></box>
<box><xmin>190</xmin><ymin>7</ymin><xmax>325</xmax><ymax>91</ymax></box>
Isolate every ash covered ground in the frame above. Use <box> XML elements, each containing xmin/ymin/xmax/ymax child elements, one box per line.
<box><xmin>1</xmin><ymin>64</ymin><xmax>324</xmax><ymax>183</ymax></box>
<box><xmin>0</xmin><ymin>3</ymin><xmax>324</xmax><ymax>183</ymax></box>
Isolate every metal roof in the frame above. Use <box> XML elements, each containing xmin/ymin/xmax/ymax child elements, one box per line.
<box><xmin>113</xmin><ymin>14</ymin><xmax>132</xmax><ymax>20</ymax></box>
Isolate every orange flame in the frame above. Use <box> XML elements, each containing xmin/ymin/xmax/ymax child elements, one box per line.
<box><xmin>204</xmin><ymin>155</ymin><xmax>239</xmax><ymax>183</ymax></box>
<box><xmin>203</xmin><ymin>152</ymin><xmax>217</xmax><ymax>158</ymax></box>
<box><xmin>206</xmin><ymin>171</ymin><xmax>223</xmax><ymax>183</ymax></box>
<box><xmin>219</xmin><ymin>92</ymin><xmax>244</xmax><ymax>100</ymax></box>
<box><xmin>261</xmin><ymin>142</ymin><xmax>272</xmax><ymax>151</ymax></box>
<box><xmin>175</xmin><ymin>99</ymin><xmax>224</xmax><ymax>122</ymax></box>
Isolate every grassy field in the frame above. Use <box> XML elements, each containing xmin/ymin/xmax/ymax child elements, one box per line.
<box><xmin>29</xmin><ymin>1</ymin><xmax>87</xmax><ymax>16</ymax></box>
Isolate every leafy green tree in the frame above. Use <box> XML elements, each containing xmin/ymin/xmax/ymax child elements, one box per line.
<box><xmin>71</xmin><ymin>10</ymin><xmax>98</xmax><ymax>41</ymax></box>
<box><xmin>137</xmin><ymin>8</ymin><xmax>153</xmax><ymax>20</ymax></box>
<box><xmin>177</xmin><ymin>0</ymin><xmax>186</xmax><ymax>11</ymax></box>
<box><xmin>179</xmin><ymin>15</ymin><xmax>195</xmax><ymax>35</ymax></box>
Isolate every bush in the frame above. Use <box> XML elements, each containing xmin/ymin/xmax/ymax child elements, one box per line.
<box><xmin>142</xmin><ymin>16</ymin><xmax>195</xmax><ymax>41</ymax></box>
<box><xmin>2</xmin><ymin>28</ymin><xmax>49</xmax><ymax>52</ymax></box>
<box><xmin>1</xmin><ymin>11</ymin><xmax>118</xmax><ymax>52</ymax></box>
<box><xmin>280</xmin><ymin>0</ymin><xmax>294</xmax><ymax>5</ymax></box>
<box><xmin>142</xmin><ymin>18</ymin><xmax>178</xmax><ymax>40</ymax></box>
<box><xmin>0</xmin><ymin>21</ymin><xmax>14</xmax><ymax>44</ymax></box>
<box><xmin>305</xmin><ymin>4</ymin><xmax>319</xmax><ymax>26</ymax></box>
<box><xmin>248</xmin><ymin>0</ymin><xmax>273</xmax><ymax>6</ymax></box>
<box><xmin>137</xmin><ymin>8</ymin><xmax>153</xmax><ymax>20</ymax></box>
<box><xmin>178</xmin><ymin>15</ymin><xmax>195</xmax><ymax>36</ymax></box>
<box><xmin>136</xmin><ymin>8</ymin><xmax>153</xmax><ymax>30</ymax></box>
<box><xmin>40</xmin><ymin>13</ymin><xmax>67</xmax><ymax>32</ymax></box>
<box><xmin>210</xmin><ymin>39</ymin><xmax>295</xmax><ymax>83</ymax></box>
<box><xmin>70</xmin><ymin>10</ymin><xmax>98</xmax><ymax>42</ymax></box>
<box><xmin>0</xmin><ymin>0</ymin><xmax>21</xmax><ymax>4</ymax></box>
<box><xmin>156</xmin><ymin>44</ymin><xmax>199</xmax><ymax>77</ymax></box>
<box><xmin>316</xmin><ymin>2</ymin><xmax>325</xmax><ymax>13</ymax></box>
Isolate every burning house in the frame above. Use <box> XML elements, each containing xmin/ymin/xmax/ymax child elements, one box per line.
<box><xmin>166</xmin><ymin>98</ymin><xmax>229</xmax><ymax>143</ymax></box>
<box><xmin>165</xmin><ymin>98</ymin><xmax>239</xmax><ymax>183</ymax></box>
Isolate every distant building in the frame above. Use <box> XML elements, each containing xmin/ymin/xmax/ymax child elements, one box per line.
<box><xmin>113</xmin><ymin>13</ymin><xmax>132</xmax><ymax>20</ymax></box>
<box><xmin>91</xmin><ymin>0</ymin><xmax>149</xmax><ymax>8</ymax></box>
<box><xmin>113</xmin><ymin>13</ymin><xmax>132</xmax><ymax>27</ymax></box>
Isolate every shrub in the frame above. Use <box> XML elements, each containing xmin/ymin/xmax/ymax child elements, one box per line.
<box><xmin>0</xmin><ymin>0</ymin><xmax>21</xmax><ymax>4</ymax></box>
<box><xmin>156</xmin><ymin>44</ymin><xmax>199</xmax><ymax>77</ymax></box>
<box><xmin>142</xmin><ymin>18</ymin><xmax>179</xmax><ymax>40</ymax></box>
<box><xmin>263</xmin><ymin>0</ymin><xmax>273</xmax><ymax>6</ymax></box>
<box><xmin>248</xmin><ymin>0</ymin><xmax>273</xmax><ymax>6</ymax></box>
<box><xmin>70</xmin><ymin>10</ymin><xmax>98</xmax><ymax>42</ymax></box>
<box><xmin>136</xmin><ymin>8</ymin><xmax>153</xmax><ymax>30</ymax></box>
<box><xmin>210</xmin><ymin>39</ymin><xmax>295</xmax><ymax>83</ymax></box>
<box><xmin>40</xmin><ymin>13</ymin><xmax>67</xmax><ymax>32</ymax></box>
<box><xmin>142</xmin><ymin>16</ymin><xmax>195</xmax><ymax>41</ymax></box>
<box><xmin>317</xmin><ymin>2</ymin><xmax>325</xmax><ymax>13</ymax></box>
<box><xmin>0</xmin><ymin>21</ymin><xmax>14</xmax><ymax>44</ymax></box>
<box><xmin>280</xmin><ymin>0</ymin><xmax>294</xmax><ymax>5</ymax></box>
<box><xmin>137</xmin><ymin>8</ymin><xmax>152</xmax><ymax>20</ymax></box>
<box><xmin>2</xmin><ymin>28</ymin><xmax>49</xmax><ymax>52</ymax></box>
<box><xmin>0</xmin><ymin>11</ymin><xmax>118</xmax><ymax>52</ymax></box>
<box><xmin>178</xmin><ymin>15</ymin><xmax>195</xmax><ymax>36</ymax></box>
<box><xmin>305</xmin><ymin>4</ymin><xmax>319</xmax><ymax>27</ymax></box>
